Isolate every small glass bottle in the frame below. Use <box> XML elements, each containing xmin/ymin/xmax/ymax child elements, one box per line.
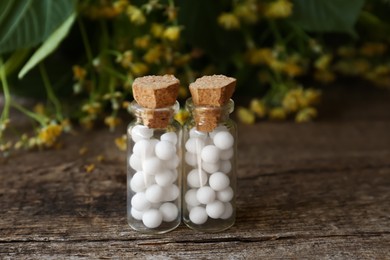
<box><xmin>183</xmin><ymin>98</ymin><xmax>237</xmax><ymax>232</ymax></box>
<box><xmin>127</xmin><ymin>75</ymin><xmax>182</xmax><ymax>234</ymax></box>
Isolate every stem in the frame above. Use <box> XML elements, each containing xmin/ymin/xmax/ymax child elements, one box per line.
<box><xmin>102</xmin><ymin>66</ymin><xmax>128</xmax><ymax>81</ymax></box>
<box><xmin>0</xmin><ymin>58</ymin><xmax>11</xmax><ymax>122</ymax></box>
<box><xmin>39</xmin><ymin>63</ymin><xmax>63</xmax><ymax>121</ymax></box>
<box><xmin>11</xmin><ymin>102</ymin><xmax>47</xmax><ymax>126</ymax></box>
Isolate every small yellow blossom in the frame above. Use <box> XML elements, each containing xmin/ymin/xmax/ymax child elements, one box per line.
<box><xmin>301</xmin><ymin>89</ymin><xmax>321</xmax><ymax>107</ymax></box>
<box><xmin>218</xmin><ymin>13</ymin><xmax>240</xmax><ymax>30</ymax></box>
<box><xmin>247</xmin><ymin>48</ymin><xmax>274</xmax><ymax>65</ymax></box>
<box><xmin>174</xmin><ymin>109</ymin><xmax>189</xmax><ymax>125</ymax></box>
<box><xmin>283</xmin><ymin>61</ymin><xmax>303</xmax><ymax>78</ymax></box>
<box><xmin>295</xmin><ymin>107</ymin><xmax>318</xmax><ymax>123</ymax></box>
<box><xmin>151</xmin><ymin>23</ymin><xmax>164</xmax><ymax>38</ymax></box>
<box><xmin>96</xmin><ymin>155</ymin><xmax>105</xmax><ymax>162</ymax></box>
<box><xmin>264</xmin><ymin>0</ymin><xmax>293</xmax><ymax>19</ymax></box>
<box><xmin>80</xmin><ymin>116</ymin><xmax>94</xmax><ymax>130</ymax></box>
<box><xmin>117</xmin><ymin>50</ymin><xmax>133</xmax><ymax>68</ymax></box>
<box><xmin>38</xmin><ymin>123</ymin><xmax>63</xmax><ymax>147</ymax></box>
<box><xmin>237</xmin><ymin>107</ymin><xmax>255</xmax><ymax>124</ymax></box>
<box><xmin>84</xmin><ymin>164</ymin><xmax>95</xmax><ymax>173</ymax></box>
<box><xmin>113</xmin><ymin>0</ymin><xmax>129</xmax><ymax>13</ymax></box>
<box><xmin>165</xmin><ymin>6</ymin><xmax>177</xmax><ymax>21</ymax></box>
<box><xmin>126</xmin><ymin>5</ymin><xmax>146</xmax><ymax>25</ymax></box>
<box><xmin>79</xmin><ymin>146</ymin><xmax>88</xmax><ymax>155</ymax></box>
<box><xmin>163</xmin><ymin>26</ymin><xmax>181</xmax><ymax>41</ymax></box>
<box><xmin>282</xmin><ymin>88</ymin><xmax>303</xmax><ymax>112</ymax></box>
<box><xmin>115</xmin><ymin>135</ymin><xmax>127</xmax><ymax>151</ymax></box>
<box><xmin>315</xmin><ymin>54</ymin><xmax>333</xmax><ymax>70</ymax></box>
<box><xmin>269</xmin><ymin>107</ymin><xmax>287</xmax><ymax>120</ymax></box>
<box><xmin>72</xmin><ymin>65</ymin><xmax>87</xmax><ymax>81</ymax></box>
<box><xmin>250</xmin><ymin>99</ymin><xmax>267</xmax><ymax>118</ymax></box>
<box><xmin>143</xmin><ymin>45</ymin><xmax>162</xmax><ymax>64</ymax></box>
<box><xmin>360</xmin><ymin>42</ymin><xmax>387</xmax><ymax>57</ymax></box>
<box><xmin>104</xmin><ymin>116</ymin><xmax>122</xmax><ymax>131</ymax></box>
<box><xmin>33</xmin><ymin>103</ymin><xmax>45</xmax><ymax>115</ymax></box>
<box><xmin>234</xmin><ymin>3</ymin><xmax>258</xmax><ymax>24</ymax></box>
<box><xmin>60</xmin><ymin>119</ymin><xmax>72</xmax><ymax>133</ymax></box>
<box><xmin>0</xmin><ymin>141</ymin><xmax>12</xmax><ymax>153</ymax></box>
<box><xmin>82</xmin><ymin>102</ymin><xmax>102</xmax><ymax>116</ymax></box>
<box><xmin>131</xmin><ymin>63</ymin><xmax>148</xmax><ymax>76</ymax></box>
<box><xmin>178</xmin><ymin>86</ymin><xmax>189</xmax><ymax>99</ymax></box>
<box><xmin>134</xmin><ymin>36</ymin><xmax>150</xmax><ymax>49</ymax></box>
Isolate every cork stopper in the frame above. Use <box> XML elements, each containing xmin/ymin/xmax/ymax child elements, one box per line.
<box><xmin>189</xmin><ymin>75</ymin><xmax>236</xmax><ymax>132</ymax></box>
<box><xmin>132</xmin><ymin>75</ymin><xmax>179</xmax><ymax>128</ymax></box>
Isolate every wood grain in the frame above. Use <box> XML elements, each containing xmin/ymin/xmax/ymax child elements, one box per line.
<box><xmin>1</xmin><ymin>86</ymin><xmax>389</xmax><ymax>259</ymax></box>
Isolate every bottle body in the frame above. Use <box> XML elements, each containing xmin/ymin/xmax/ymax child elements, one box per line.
<box><xmin>183</xmin><ymin>99</ymin><xmax>237</xmax><ymax>232</ymax></box>
<box><xmin>127</xmin><ymin>101</ymin><xmax>182</xmax><ymax>233</ymax></box>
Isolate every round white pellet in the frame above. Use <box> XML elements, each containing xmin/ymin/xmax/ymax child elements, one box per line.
<box><xmin>165</xmin><ymin>154</ymin><xmax>180</xmax><ymax>170</ymax></box>
<box><xmin>220</xmin><ymin>148</ymin><xmax>234</xmax><ymax>160</ymax></box>
<box><xmin>131</xmin><ymin>125</ymin><xmax>153</xmax><ymax>142</ymax></box>
<box><xmin>196</xmin><ymin>186</ymin><xmax>216</xmax><ymax>204</ymax></box>
<box><xmin>131</xmin><ymin>207</ymin><xmax>144</xmax><ymax>221</ymax></box>
<box><xmin>210</xmin><ymin>125</ymin><xmax>228</xmax><ymax>139</ymax></box>
<box><xmin>185</xmin><ymin>189</ymin><xmax>200</xmax><ymax>207</ymax></box>
<box><xmin>187</xmin><ymin>169</ymin><xmax>207</xmax><ymax>188</ymax></box>
<box><xmin>206</xmin><ymin>200</ymin><xmax>225</xmax><ymax>219</ymax></box>
<box><xmin>129</xmin><ymin>154</ymin><xmax>142</xmax><ymax>171</ymax></box>
<box><xmin>201</xmin><ymin>145</ymin><xmax>220</xmax><ymax>163</ymax></box>
<box><xmin>155</xmin><ymin>169</ymin><xmax>175</xmax><ymax>186</ymax></box>
<box><xmin>219</xmin><ymin>160</ymin><xmax>232</xmax><ymax>174</ymax></box>
<box><xmin>217</xmin><ymin>187</ymin><xmax>234</xmax><ymax>202</ymax></box>
<box><xmin>159</xmin><ymin>203</ymin><xmax>179</xmax><ymax>222</ymax></box>
<box><xmin>142</xmin><ymin>209</ymin><xmax>163</xmax><ymax>228</ymax></box>
<box><xmin>133</xmin><ymin>139</ymin><xmax>155</xmax><ymax>158</ymax></box>
<box><xmin>145</xmin><ymin>184</ymin><xmax>164</xmax><ymax>203</ymax></box>
<box><xmin>143</xmin><ymin>157</ymin><xmax>161</xmax><ymax>175</ymax></box>
<box><xmin>213</xmin><ymin>131</ymin><xmax>234</xmax><ymax>150</ymax></box>
<box><xmin>185</xmin><ymin>138</ymin><xmax>205</xmax><ymax>154</ymax></box>
<box><xmin>160</xmin><ymin>132</ymin><xmax>178</xmax><ymax>145</ymax></box>
<box><xmin>131</xmin><ymin>192</ymin><xmax>151</xmax><ymax>211</ymax></box>
<box><xmin>189</xmin><ymin>128</ymin><xmax>208</xmax><ymax>140</ymax></box>
<box><xmin>155</xmin><ymin>141</ymin><xmax>176</xmax><ymax>160</ymax></box>
<box><xmin>130</xmin><ymin>171</ymin><xmax>150</xmax><ymax>192</ymax></box>
<box><xmin>189</xmin><ymin>206</ymin><xmax>208</xmax><ymax>225</ymax></box>
<box><xmin>164</xmin><ymin>184</ymin><xmax>180</xmax><ymax>201</ymax></box>
<box><xmin>185</xmin><ymin>152</ymin><xmax>198</xmax><ymax>167</ymax></box>
<box><xmin>202</xmin><ymin>161</ymin><xmax>220</xmax><ymax>174</ymax></box>
<box><xmin>220</xmin><ymin>202</ymin><xmax>233</xmax><ymax>219</ymax></box>
<box><xmin>209</xmin><ymin>172</ymin><xmax>230</xmax><ymax>191</ymax></box>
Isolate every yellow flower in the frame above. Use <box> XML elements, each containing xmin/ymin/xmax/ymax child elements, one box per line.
<box><xmin>360</xmin><ymin>42</ymin><xmax>387</xmax><ymax>57</ymax></box>
<box><xmin>84</xmin><ymin>164</ymin><xmax>95</xmax><ymax>173</ymax></box>
<box><xmin>165</xmin><ymin>6</ymin><xmax>177</xmax><ymax>21</ymax></box>
<box><xmin>96</xmin><ymin>155</ymin><xmax>105</xmax><ymax>162</ymax></box>
<box><xmin>247</xmin><ymin>48</ymin><xmax>274</xmax><ymax>65</ymax></box>
<box><xmin>250</xmin><ymin>99</ymin><xmax>267</xmax><ymax>118</ymax></box>
<box><xmin>33</xmin><ymin>103</ymin><xmax>45</xmax><ymax>115</ymax></box>
<box><xmin>143</xmin><ymin>45</ymin><xmax>162</xmax><ymax>64</ymax></box>
<box><xmin>130</xmin><ymin>63</ymin><xmax>148</xmax><ymax>76</ymax></box>
<box><xmin>178</xmin><ymin>86</ymin><xmax>189</xmax><ymax>99</ymax></box>
<box><xmin>82</xmin><ymin>102</ymin><xmax>102</xmax><ymax>116</ymax></box>
<box><xmin>283</xmin><ymin>61</ymin><xmax>303</xmax><ymax>78</ymax></box>
<box><xmin>237</xmin><ymin>107</ymin><xmax>255</xmax><ymax>124</ymax></box>
<box><xmin>282</xmin><ymin>88</ymin><xmax>303</xmax><ymax>112</ymax></box>
<box><xmin>79</xmin><ymin>147</ymin><xmax>88</xmax><ymax>155</ymax></box>
<box><xmin>117</xmin><ymin>50</ymin><xmax>133</xmax><ymax>68</ymax></box>
<box><xmin>126</xmin><ymin>5</ymin><xmax>146</xmax><ymax>25</ymax></box>
<box><xmin>174</xmin><ymin>109</ymin><xmax>189</xmax><ymax>125</ymax></box>
<box><xmin>104</xmin><ymin>116</ymin><xmax>122</xmax><ymax>131</ymax></box>
<box><xmin>80</xmin><ymin>116</ymin><xmax>94</xmax><ymax>130</ymax></box>
<box><xmin>72</xmin><ymin>65</ymin><xmax>87</xmax><ymax>81</ymax></box>
<box><xmin>113</xmin><ymin>0</ymin><xmax>129</xmax><ymax>13</ymax></box>
<box><xmin>269</xmin><ymin>107</ymin><xmax>287</xmax><ymax>120</ymax></box>
<box><xmin>115</xmin><ymin>135</ymin><xmax>127</xmax><ymax>151</ymax></box>
<box><xmin>314</xmin><ymin>54</ymin><xmax>333</xmax><ymax>70</ymax></box>
<box><xmin>295</xmin><ymin>107</ymin><xmax>318</xmax><ymax>123</ymax></box>
<box><xmin>61</xmin><ymin>119</ymin><xmax>72</xmax><ymax>133</ymax></box>
<box><xmin>301</xmin><ymin>89</ymin><xmax>321</xmax><ymax>107</ymax></box>
<box><xmin>38</xmin><ymin>123</ymin><xmax>63</xmax><ymax>147</ymax></box>
<box><xmin>234</xmin><ymin>3</ymin><xmax>258</xmax><ymax>24</ymax></box>
<box><xmin>151</xmin><ymin>23</ymin><xmax>164</xmax><ymax>38</ymax></box>
<box><xmin>218</xmin><ymin>13</ymin><xmax>240</xmax><ymax>30</ymax></box>
<box><xmin>163</xmin><ymin>26</ymin><xmax>181</xmax><ymax>41</ymax></box>
<box><xmin>134</xmin><ymin>36</ymin><xmax>150</xmax><ymax>49</ymax></box>
<box><xmin>264</xmin><ymin>0</ymin><xmax>293</xmax><ymax>19</ymax></box>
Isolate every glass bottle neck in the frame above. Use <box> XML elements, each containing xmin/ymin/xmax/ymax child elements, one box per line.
<box><xmin>130</xmin><ymin>101</ymin><xmax>179</xmax><ymax>128</ymax></box>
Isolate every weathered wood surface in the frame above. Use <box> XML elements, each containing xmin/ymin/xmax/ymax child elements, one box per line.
<box><xmin>1</xmin><ymin>86</ymin><xmax>390</xmax><ymax>259</ymax></box>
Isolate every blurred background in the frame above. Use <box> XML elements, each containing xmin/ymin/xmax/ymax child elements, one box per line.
<box><xmin>0</xmin><ymin>0</ymin><xmax>389</xmax><ymax>154</ymax></box>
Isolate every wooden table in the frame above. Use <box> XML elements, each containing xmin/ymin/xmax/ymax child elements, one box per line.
<box><xmin>1</xmin><ymin>86</ymin><xmax>389</xmax><ymax>258</ymax></box>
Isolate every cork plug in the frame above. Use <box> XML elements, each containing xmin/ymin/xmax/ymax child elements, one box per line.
<box><xmin>132</xmin><ymin>75</ymin><xmax>179</xmax><ymax>128</ymax></box>
<box><xmin>189</xmin><ymin>75</ymin><xmax>236</xmax><ymax>132</ymax></box>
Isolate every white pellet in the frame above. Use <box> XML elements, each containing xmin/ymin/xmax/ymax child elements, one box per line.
<box><xmin>202</xmin><ymin>161</ymin><xmax>220</xmax><ymax>174</ymax></box>
<box><xmin>189</xmin><ymin>206</ymin><xmax>208</xmax><ymax>225</ymax></box>
<box><xmin>159</xmin><ymin>203</ymin><xmax>179</xmax><ymax>222</ymax></box>
<box><xmin>145</xmin><ymin>184</ymin><xmax>164</xmax><ymax>203</ymax></box>
<box><xmin>164</xmin><ymin>184</ymin><xmax>180</xmax><ymax>201</ymax></box>
<box><xmin>216</xmin><ymin>187</ymin><xmax>234</xmax><ymax>202</ymax></box>
<box><xmin>185</xmin><ymin>189</ymin><xmax>200</xmax><ymax>207</ymax></box>
<box><xmin>209</xmin><ymin>172</ymin><xmax>230</xmax><ymax>191</ymax></box>
<box><xmin>196</xmin><ymin>186</ymin><xmax>216</xmax><ymax>204</ymax></box>
<box><xmin>142</xmin><ymin>209</ymin><xmax>163</xmax><ymax>228</ymax></box>
<box><xmin>187</xmin><ymin>169</ymin><xmax>207</xmax><ymax>188</ymax></box>
<box><xmin>219</xmin><ymin>160</ymin><xmax>232</xmax><ymax>174</ymax></box>
<box><xmin>155</xmin><ymin>140</ymin><xmax>176</xmax><ymax>161</ymax></box>
<box><xmin>201</xmin><ymin>145</ymin><xmax>220</xmax><ymax>164</ymax></box>
<box><xmin>213</xmin><ymin>131</ymin><xmax>234</xmax><ymax>150</ymax></box>
<box><xmin>220</xmin><ymin>202</ymin><xmax>233</xmax><ymax>219</ymax></box>
<box><xmin>185</xmin><ymin>138</ymin><xmax>206</xmax><ymax>154</ymax></box>
<box><xmin>206</xmin><ymin>200</ymin><xmax>225</xmax><ymax>219</ymax></box>
<box><xmin>131</xmin><ymin>207</ymin><xmax>144</xmax><ymax>221</ymax></box>
<box><xmin>160</xmin><ymin>132</ymin><xmax>178</xmax><ymax>145</ymax></box>
<box><xmin>131</xmin><ymin>192</ymin><xmax>151</xmax><ymax>211</ymax></box>
<box><xmin>155</xmin><ymin>169</ymin><xmax>175</xmax><ymax>187</ymax></box>
<box><xmin>142</xmin><ymin>157</ymin><xmax>161</xmax><ymax>175</ymax></box>
<box><xmin>129</xmin><ymin>154</ymin><xmax>143</xmax><ymax>171</ymax></box>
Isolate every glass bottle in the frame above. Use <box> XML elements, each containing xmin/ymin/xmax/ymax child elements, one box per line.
<box><xmin>183</xmin><ymin>98</ymin><xmax>236</xmax><ymax>232</ymax></box>
<box><xmin>127</xmin><ymin>100</ymin><xmax>182</xmax><ymax>233</ymax></box>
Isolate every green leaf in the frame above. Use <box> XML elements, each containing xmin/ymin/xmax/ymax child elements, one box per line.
<box><xmin>0</xmin><ymin>0</ymin><xmax>75</xmax><ymax>54</ymax></box>
<box><xmin>290</xmin><ymin>0</ymin><xmax>365</xmax><ymax>35</ymax></box>
<box><xmin>18</xmin><ymin>13</ymin><xmax>76</xmax><ymax>79</ymax></box>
